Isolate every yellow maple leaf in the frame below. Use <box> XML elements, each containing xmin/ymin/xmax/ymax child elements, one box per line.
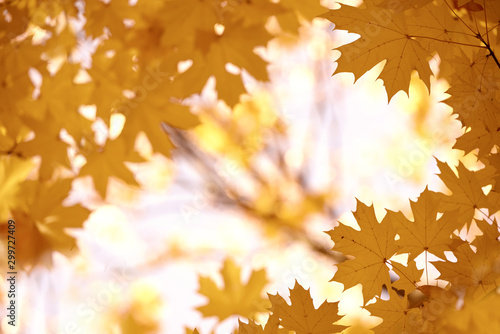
<box><xmin>390</xmin><ymin>261</ymin><xmax>423</xmax><ymax>295</ymax></box>
<box><xmin>176</xmin><ymin>21</ymin><xmax>271</xmax><ymax>106</ymax></box>
<box><xmin>79</xmin><ymin>139</ymin><xmax>143</xmax><ymax>199</ymax></box>
<box><xmin>392</xmin><ymin>188</ymin><xmax>462</xmax><ymax>261</ymax></box>
<box><xmin>19</xmin><ymin>62</ymin><xmax>92</xmax><ymax>123</ymax></box>
<box><xmin>321</xmin><ymin>3</ymin><xmax>433</xmax><ymax>99</ymax></box>
<box><xmin>197</xmin><ymin>258</ymin><xmax>269</xmax><ymax>321</ymax></box>
<box><xmin>444</xmin><ymin>49</ymin><xmax>500</xmax><ymax>130</ymax></box>
<box><xmin>117</xmin><ymin>83</ymin><xmax>199</xmax><ymax>156</ymax></box>
<box><xmin>366</xmin><ymin>290</ymin><xmax>432</xmax><ymax>334</ymax></box>
<box><xmin>87</xmin><ymin>42</ymin><xmax>138</xmax><ymax>123</ymax></box>
<box><xmin>16</xmin><ymin>114</ymin><xmax>71</xmax><ymax>179</ymax></box>
<box><xmin>0</xmin><ymin>41</ymin><xmax>40</xmax><ymax>116</ymax></box>
<box><xmin>435</xmin><ymin>160</ymin><xmax>500</xmax><ymax>228</ymax></box>
<box><xmin>407</xmin><ymin>1</ymin><xmax>476</xmax><ymax>61</ymax></box>
<box><xmin>268</xmin><ymin>280</ymin><xmax>345</xmax><ymax>334</ymax></box>
<box><xmin>2</xmin><ymin>178</ymin><xmax>89</xmax><ymax>269</ymax></box>
<box><xmin>327</xmin><ymin>200</ymin><xmax>399</xmax><ymax>302</ymax></box>
<box><xmin>455</xmin><ymin>120</ymin><xmax>500</xmax><ymax>159</ymax></box>
<box><xmin>434</xmin><ymin>219</ymin><xmax>500</xmax><ymax>299</ymax></box>
<box><xmin>120</xmin><ymin>97</ymin><xmax>199</xmax><ymax>157</ymax></box>
<box><xmin>0</xmin><ymin>156</ymin><xmax>33</xmax><ymax>220</ymax></box>
<box><xmin>321</xmin><ymin>1</ymin><xmax>481</xmax><ymax>99</ymax></box>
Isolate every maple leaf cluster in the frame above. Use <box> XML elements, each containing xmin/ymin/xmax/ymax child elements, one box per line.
<box><xmin>0</xmin><ymin>0</ymin><xmax>325</xmax><ymax>268</ymax></box>
<box><xmin>194</xmin><ymin>259</ymin><xmax>345</xmax><ymax>333</ymax></box>
<box><xmin>193</xmin><ymin>0</ymin><xmax>500</xmax><ymax>333</ymax></box>
<box><xmin>318</xmin><ymin>1</ymin><xmax>500</xmax><ymax>332</ymax></box>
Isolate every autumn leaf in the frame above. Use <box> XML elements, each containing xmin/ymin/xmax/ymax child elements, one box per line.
<box><xmin>19</xmin><ymin>62</ymin><xmax>93</xmax><ymax>124</ymax></box>
<box><xmin>197</xmin><ymin>258</ymin><xmax>269</xmax><ymax>321</ymax></box>
<box><xmin>321</xmin><ymin>0</ymin><xmax>481</xmax><ymax>99</ymax></box>
<box><xmin>79</xmin><ymin>139</ymin><xmax>143</xmax><ymax>199</ymax></box>
<box><xmin>454</xmin><ymin>121</ymin><xmax>500</xmax><ymax>159</ymax></box>
<box><xmin>176</xmin><ymin>21</ymin><xmax>271</xmax><ymax>106</ymax></box>
<box><xmin>2</xmin><ymin>178</ymin><xmax>89</xmax><ymax>270</ymax></box>
<box><xmin>120</xmin><ymin>98</ymin><xmax>199</xmax><ymax>157</ymax></box>
<box><xmin>268</xmin><ymin>281</ymin><xmax>345</xmax><ymax>334</ymax></box>
<box><xmin>321</xmin><ymin>2</ymin><xmax>433</xmax><ymax>99</ymax></box>
<box><xmin>447</xmin><ymin>50</ymin><xmax>500</xmax><ymax>159</ymax></box>
<box><xmin>435</xmin><ymin>160</ymin><xmax>500</xmax><ymax>228</ymax></box>
<box><xmin>366</xmin><ymin>290</ymin><xmax>432</xmax><ymax>334</ymax></box>
<box><xmin>0</xmin><ymin>156</ymin><xmax>33</xmax><ymax>220</ymax></box>
<box><xmin>16</xmin><ymin>114</ymin><xmax>72</xmax><ymax>179</ymax></box>
<box><xmin>444</xmin><ymin>49</ymin><xmax>500</xmax><ymax>129</ymax></box>
<box><xmin>87</xmin><ymin>43</ymin><xmax>138</xmax><ymax>123</ymax></box>
<box><xmin>393</xmin><ymin>188</ymin><xmax>461</xmax><ymax>261</ymax></box>
<box><xmin>0</xmin><ymin>42</ymin><xmax>40</xmax><ymax>117</ymax></box>
<box><xmin>390</xmin><ymin>261</ymin><xmax>423</xmax><ymax>295</ymax></box>
<box><xmin>405</xmin><ymin>2</ymin><xmax>476</xmax><ymax>62</ymax></box>
<box><xmin>434</xmin><ymin>219</ymin><xmax>500</xmax><ymax>298</ymax></box>
<box><xmin>327</xmin><ymin>200</ymin><xmax>398</xmax><ymax>302</ymax></box>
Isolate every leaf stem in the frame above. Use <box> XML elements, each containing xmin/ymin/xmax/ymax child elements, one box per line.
<box><xmin>477</xmin><ymin>34</ymin><xmax>500</xmax><ymax>69</ymax></box>
<box><xmin>425</xmin><ymin>250</ymin><xmax>429</xmax><ymax>285</ymax></box>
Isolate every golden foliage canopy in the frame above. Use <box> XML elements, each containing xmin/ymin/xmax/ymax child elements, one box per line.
<box><xmin>1</xmin><ymin>0</ymin><xmax>500</xmax><ymax>332</ymax></box>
